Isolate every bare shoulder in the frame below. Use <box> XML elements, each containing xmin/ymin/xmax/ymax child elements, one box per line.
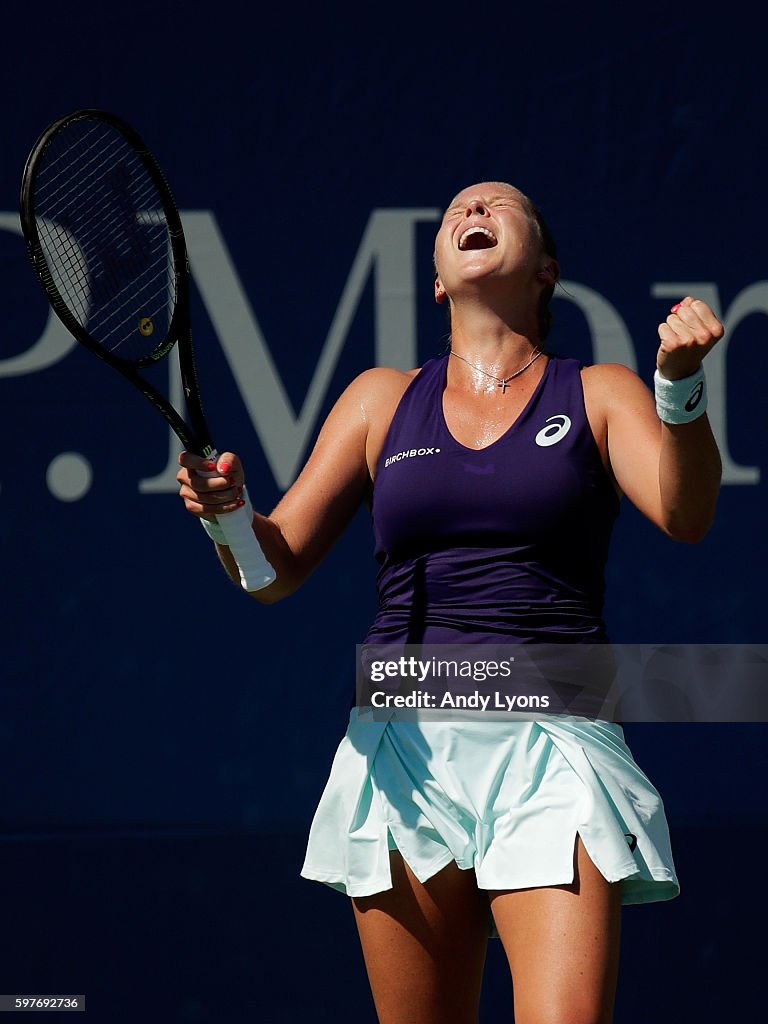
<box><xmin>581</xmin><ymin>362</ymin><xmax>652</xmax><ymax>413</ymax></box>
<box><xmin>581</xmin><ymin>361</ymin><xmax>646</xmax><ymax>389</ymax></box>
<box><xmin>340</xmin><ymin>365</ymin><xmax>420</xmax><ymax>426</ymax></box>
<box><xmin>353</xmin><ymin>365</ymin><xmax>421</xmax><ymax>384</ymax></box>
<box><xmin>348</xmin><ymin>364</ymin><xmax>420</xmax><ymax>400</ymax></box>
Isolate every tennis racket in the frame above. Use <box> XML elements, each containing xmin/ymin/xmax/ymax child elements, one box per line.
<box><xmin>19</xmin><ymin>108</ymin><xmax>275</xmax><ymax>591</ymax></box>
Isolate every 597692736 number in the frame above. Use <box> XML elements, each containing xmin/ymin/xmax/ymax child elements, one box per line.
<box><xmin>0</xmin><ymin>995</ymin><xmax>84</xmax><ymax>1012</ymax></box>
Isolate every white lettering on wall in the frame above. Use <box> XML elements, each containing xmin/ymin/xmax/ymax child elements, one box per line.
<box><xmin>556</xmin><ymin>281</ymin><xmax>638</xmax><ymax>369</ymax></box>
<box><xmin>0</xmin><ymin>210</ymin><xmax>760</xmax><ymax>492</ymax></box>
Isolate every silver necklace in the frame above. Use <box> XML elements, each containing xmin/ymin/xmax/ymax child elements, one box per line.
<box><xmin>450</xmin><ymin>347</ymin><xmax>543</xmax><ymax>393</ymax></box>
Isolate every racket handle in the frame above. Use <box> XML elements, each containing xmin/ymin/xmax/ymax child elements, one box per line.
<box><xmin>216</xmin><ymin>501</ymin><xmax>277</xmax><ymax>592</ymax></box>
<box><xmin>198</xmin><ymin>455</ymin><xmax>276</xmax><ymax>592</ymax></box>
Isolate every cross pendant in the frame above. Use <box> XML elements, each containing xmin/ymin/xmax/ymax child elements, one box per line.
<box><xmin>499</xmin><ymin>378</ymin><xmax>510</xmax><ymax>394</ymax></box>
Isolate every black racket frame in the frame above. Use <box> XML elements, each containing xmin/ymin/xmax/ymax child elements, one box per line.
<box><xmin>20</xmin><ymin>108</ymin><xmax>214</xmax><ymax>458</ymax></box>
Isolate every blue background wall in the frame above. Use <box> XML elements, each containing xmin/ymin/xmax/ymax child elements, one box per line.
<box><xmin>1</xmin><ymin>3</ymin><xmax>766</xmax><ymax>1020</ymax></box>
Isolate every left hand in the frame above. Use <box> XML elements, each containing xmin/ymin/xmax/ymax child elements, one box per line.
<box><xmin>656</xmin><ymin>296</ymin><xmax>724</xmax><ymax>380</ymax></box>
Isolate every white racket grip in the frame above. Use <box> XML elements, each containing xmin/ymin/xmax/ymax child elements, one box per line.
<box><xmin>216</xmin><ymin>500</ymin><xmax>276</xmax><ymax>592</ymax></box>
<box><xmin>197</xmin><ymin>454</ymin><xmax>276</xmax><ymax>592</ymax></box>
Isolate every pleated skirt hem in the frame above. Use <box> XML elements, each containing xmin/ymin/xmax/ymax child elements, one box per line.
<box><xmin>301</xmin><ymin>710</ymin><xmax>680</xmax><ymax>910</ymax></box>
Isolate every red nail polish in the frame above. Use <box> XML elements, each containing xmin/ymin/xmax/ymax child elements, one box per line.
<box><xmin>236</xmin><ymin>499</ymin><xmax>245</xmax><ymax>508</ymax></box>
<box><xmin>670</xmin><ymin>303</ymin><xmax>682</xmax><ymax>313</ymax></box>
<box><xmin>218</xmin><ymin>461</ymin><xmax>231</xmax><ymax>474</ymax></box>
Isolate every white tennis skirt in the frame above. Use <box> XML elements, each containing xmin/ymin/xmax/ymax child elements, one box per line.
<box><xmin>301</xmin><ymin>709</ymin><xmax>679</xmax><ymax>907</ymax></box>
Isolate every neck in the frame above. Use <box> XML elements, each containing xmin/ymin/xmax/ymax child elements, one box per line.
<box><xmin>448</xmin><ymin>302</ymin><xmax>540</xmax><ymax>373</ymax></box>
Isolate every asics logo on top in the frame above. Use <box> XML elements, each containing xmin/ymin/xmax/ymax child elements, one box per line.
<box><xmin>384</xmin><ymin>447</ymin><xmax>441</xmax><ymax>468</ymax></box>
<box><xmin>535</xmin><ymin>415</ymin><xmax>572</xmax><ymax>447</ymax></box>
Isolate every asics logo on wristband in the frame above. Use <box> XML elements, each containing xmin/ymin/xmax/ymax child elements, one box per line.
<box><xmin>685</xmin><ymin>381</ymin><xmax>704</xmax><ymax>412</ymax></box>
<box><xmin>535</xmin><ymin>415</ymin><xmax>572</xmax><ymax>447</ymax></box>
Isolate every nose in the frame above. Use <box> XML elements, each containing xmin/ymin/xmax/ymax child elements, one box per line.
<box><xmin>465</xmin><ymin>199</ymin><xmax>489</xmax><ymax>217</ymax></box>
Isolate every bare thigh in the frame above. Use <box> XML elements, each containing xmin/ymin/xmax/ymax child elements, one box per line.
<box><xmin>489</xmin><ymin>836</ymin><xmax>622</xmax><ymax>1024</ymax></box>
<box><xmin>351</xmin><ymin>851</ymin><xmax>489</xmax><ymax>1024</ymax></box>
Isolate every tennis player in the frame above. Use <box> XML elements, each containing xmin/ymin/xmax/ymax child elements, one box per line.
<box><xmin>177</xmin><ymin>182</ymin><xmax>723</xmax><ymax>1024</ymax></box>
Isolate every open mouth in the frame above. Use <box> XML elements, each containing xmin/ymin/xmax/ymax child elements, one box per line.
<box><xmin>458</xmin><ymin>226</ymin><xmax>498</xmax><ymax>251</ymax></box>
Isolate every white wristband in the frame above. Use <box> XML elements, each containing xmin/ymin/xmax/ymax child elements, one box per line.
<box><xmin>199</xmin><ymin>486</ymin><xmax>254</xmax><ymax>545</ymax></box>
<box><xmin>654</xmin><ymin>366</ymin><xmax>707</xmax><ymax>424</ymax></box>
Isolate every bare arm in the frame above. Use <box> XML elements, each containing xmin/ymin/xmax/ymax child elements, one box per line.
<box><xmin>177</xmin><ymin>367</ymin><xmax>413</xmax><ymax>601</ymax></box>
<box><xmin>585</xmin><ymin>297</ymin><xmax>724</xmax><ymax>543</ymax></box>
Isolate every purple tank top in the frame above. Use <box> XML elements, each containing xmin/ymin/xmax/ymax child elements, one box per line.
<box><xmin>364</xmin><ymin>354</ymin><xmax>619</xmax><ymax>644</ymax></box>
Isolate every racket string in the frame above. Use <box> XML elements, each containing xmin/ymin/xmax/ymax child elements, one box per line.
<box><xmin>37</xmin><ymin>215</ymin><xmax>176</xmax><ymax>354</ymax></box>
<box><xmin>36</xmin><ymin>132</ymin><xmax>130</xmax><ymax>209</ymax></box>
<box><xmin>37</xmin><ymin>222</ymin><xmax>173</xmax><ymax>343</ymax></box>
<box><xmin>32</xmin><ymin>117</ymin><xmax>177</xmax><ymax>362</ymax></box>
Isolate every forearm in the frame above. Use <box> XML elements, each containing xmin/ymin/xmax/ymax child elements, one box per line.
<box><xmin>658</xmin><ymin>414</ymin><xmax>722</xmax><ymax>542</ymax></box>
<box><xmin>653</xmin><ymin>297</ymin><xmax>725</xmax><ymax>543</ymax></box>
<box><xmin>213</xmin><ymin>511</ymin><xmax>305</xmax><ymax>603</ymax></box>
